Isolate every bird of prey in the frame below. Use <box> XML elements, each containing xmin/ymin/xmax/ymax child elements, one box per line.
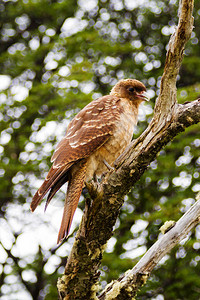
<box><xmin>31</xmin><ymin>79</ymin><xmax>149</xmax><ymax>243</ymax></box>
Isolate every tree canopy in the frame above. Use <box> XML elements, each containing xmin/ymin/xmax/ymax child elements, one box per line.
<box><xmin>0</xmin><ymin>0</ymin><xmax>200</xmax><ymax>299</ymax></box>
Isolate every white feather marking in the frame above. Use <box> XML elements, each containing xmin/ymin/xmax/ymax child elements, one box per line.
<box><xmin>96</xmin><ymin>122</ymin><xmax>113</xmax><ymax>128</ymax></box>
<box><xmin>84</xmin><ymin>119</ymin><xmax>100</xmax><ymax>123</ymax></box>
<box><xmin>74</xmin><ymin>116</ymin><xmax>81</xmax><ymax>121</ymax></box>
<box><xmin>70</xmin><ymin>144</ymin><xmax>79</xmax><ymax>148</ymax></box>
<box><xmin>69</xmin><ymin>132</ymin><xmax>107</xmax><ymax>148</ymax></box>
<box><xmin>52</xmin><ymin>164</ymin><xmax>61</xmax><ymax>169</ymax></box>
<box><xmin>66</xmin><ymin>129</ymin><xmax>78</xmax><ymax>137</ymax></box>
<box><xmin>65</xmin><ymin>131</ymin><xmax>78</xmax><ymax>139</ymax></box>
<box><xmin>67</xmin><ymin>123</ymin><xmax>75</xmax><ymax>131</ymax></box>
<box><xmin>82</xmin><ymin>123</ymin><xmax>96</xmax><ymax>128</ymax></box>
<box><xmin>83</xmin><ymin>121</ymin><xmax>114</xmax><ymax>129</ymax></box>
<box><xmin>83</xmin><ymin>115</ymin><xmax>112</xmax><ymax>123</ymax></box>
<box><xmin>85</xmin><ymin>110</ymin><xmax>92</xmax><ymax>114</ymax></box>
<box><xmin>53</xmin><ymin>146</ymin><xmax>61</xmax><ymax>153</ymax></box>
<box><xmin>69</xmin><ymin>141</ymin><xmax>79</xmax><ymax>147</ymax></box>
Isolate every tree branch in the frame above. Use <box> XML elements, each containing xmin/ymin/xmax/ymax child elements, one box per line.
<box><xmin>57</xmin><ymin>0</ymin><xmax>197</xmax><ymax>299</ymax></box>
<box><xmin>99</xmin><ymin>193</ymin><xmax>200</xmax><ymax>300</ymax></box>
<box><xmin>153</xmin><ymin>0</ymin><xmax>194</xmax><ymax>118</ymax></box>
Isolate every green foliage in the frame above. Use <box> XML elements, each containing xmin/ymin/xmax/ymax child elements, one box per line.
<box><xmin>0</xmin><ymin>0</ymin><xmax>199</xmax><ymax>299</ymax></box>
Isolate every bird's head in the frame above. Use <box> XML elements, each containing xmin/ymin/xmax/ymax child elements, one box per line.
<box><xmin>110</xmin><ymin>79</ymin><xmax>149</xmax><ymax>103</ymax></box>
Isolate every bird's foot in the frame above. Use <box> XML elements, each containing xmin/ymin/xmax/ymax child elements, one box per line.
<box><xmin>103</xmin><ymin>159</ymin><xmax>115</xmax><ymax>171</ymax></box>
<box><xmin>85</xmin><ymin>178</ymin><xmax>100</xmax><ymax>197</ymax></box>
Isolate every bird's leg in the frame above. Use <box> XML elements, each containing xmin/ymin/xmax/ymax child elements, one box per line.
<box><xmin>103</xmin><ymin>159</ymin><xmax>115</xmax><ymax>171</ymax></box>
<box><xmin>93</xmin><ymin>173</ymin><xmax>99</xmax><ymax>183</ymax></box>
<box><xmin>100</xmin><ymin>159</ymin><xmax>115</xmax><ymax>182</ymax></box>
<box><xmin>85</xmin><ymin>179</ymin><xmax>100</xmax><ymax>199</ymax></box>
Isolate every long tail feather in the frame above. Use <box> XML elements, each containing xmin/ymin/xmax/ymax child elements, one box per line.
<box><xmin>44</xmin><ymin>174</ymin><xmax>69</xmax><ymax>212</ymax></box>
<box><xmin>31</xmin><ymin>162</ymin><xmax>72</xmax><ymax>212</ymax></box>
<box><xmin>57</xmin><ymin>161</ymin><xmax>87</xmax><ymax>244</ymax></box>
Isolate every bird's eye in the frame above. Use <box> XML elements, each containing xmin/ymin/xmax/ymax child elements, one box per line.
<box><xmin>128</xmin><ymin>87</ymin><xmax>135</xmax><ymax>92</ymax></box>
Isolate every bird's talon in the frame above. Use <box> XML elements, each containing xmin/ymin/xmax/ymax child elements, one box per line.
<box><xmin>103</xmin><ymin>159</ymin><xmax>115</xmax><ymax>172</ymax></box>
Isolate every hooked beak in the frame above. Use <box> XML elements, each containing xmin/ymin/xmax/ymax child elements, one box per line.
<box><xmin>137</xmin><ymin>91</ymin><xmax>150</xmax><ymax>102</ymax></box>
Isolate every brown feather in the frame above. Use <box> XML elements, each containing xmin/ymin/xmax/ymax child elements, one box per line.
<box><xmin>51</xmin><ymin>95</ymin><xmax>121</xmax><ymax>166</ymax></box>
<box><xmin>57</xmin><ymin>160</ymin><xmax>87</xmax><ymax>244</ymax></box>
<box><xmin>31</xmin><ymin>95</ymin><xmax>121</xmax><ymax>213</ymax></box>
<box><xmin>31</xmin><ymin>162</ymin><xmax>73</xmax><ymax>211</ymax></box>
<box><xmin>44</xmin><ymin>173</ymin><xmax>69</xmax><ymax>211</ymax></box>
<box><xmin>31</xmin><ymin>79</ymin><xmax>148</xmax><ymax>243</ymax></box>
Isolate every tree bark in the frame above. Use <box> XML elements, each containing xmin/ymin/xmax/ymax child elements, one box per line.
<box><xmin>57</xmin><ymin>0</ymin><xmax>198</xmax><ymax>299</ymax></box>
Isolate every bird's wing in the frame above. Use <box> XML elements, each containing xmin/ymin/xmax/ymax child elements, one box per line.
<box><xmin>51</xmin><ymin>95</ymin><xmax>122</xmax><ymax>166</ymax></box>
<box><xmin>31</xmin><ymin>95</ymin><xmax>122</xmax><ymax>211</ymax></box>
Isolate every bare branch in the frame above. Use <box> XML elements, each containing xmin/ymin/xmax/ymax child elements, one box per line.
<box><xmin>99</xmin><ymin>193</ymin><xmax>200</xmax><ymax>300</ymax></box>
<box><xmin>154</xmin><ymin>0</ymin><xmax>194</xmax><ymax>118</ymax></box>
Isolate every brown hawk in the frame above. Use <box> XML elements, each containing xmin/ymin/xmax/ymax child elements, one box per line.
<box><xmin>31</xmin><ymin>79</ymin><xmax>149</xmax><ymax>243</ymax></box>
